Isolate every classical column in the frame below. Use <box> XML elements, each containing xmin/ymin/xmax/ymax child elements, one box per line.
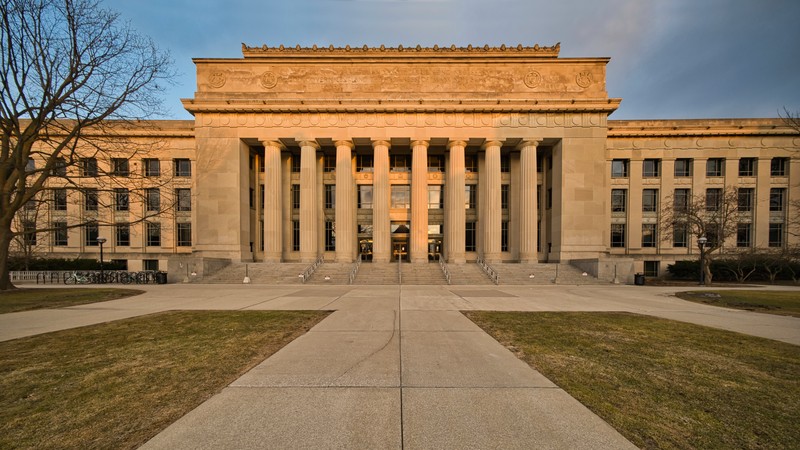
<box><xmin>262</xmin><ymin>140</ymin><xmax>284</xmax><ymax>262</ymax></box>
<box><xmin>372</xmin><ymin>140</ymin><xmax>391</xmax><ymax>262</ymax></box>
<box><xmin>410</xmin><ymin>140</ymin><xmax>429</xmax><ymax>263</ymax></box>
<box><xmin>446</xmin><ymin>140</ymin><xmax>467</xmax><ymax>263</ymax></box>
<box><xmin>482</xmin><ymin>140</ymin><xmax>503</xmax><ymax>263</ymax></box>
<box><xmin>299</xmin><ymin>140</ymin><xmax>319</xmax><ymax>262</ymax></box>
<box><xmin>335</xmin><ymin>140</ymin><xmax>355</xmax><ymax>262</ymax></box>
<box><xmin>518</xmin><ymin>140</ymin><xmax>540</xmax><ymax>263</ymax></box>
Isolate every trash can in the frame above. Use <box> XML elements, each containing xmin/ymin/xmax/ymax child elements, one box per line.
<box><xmin>634</xmin><ymin>273</ymin><xmax>645</xmax><ymax>286</ymax></box>
<box><xmin>156</xmin><ymin>271</ymin><xmax>168</xmax><ymax>284</ymax></box>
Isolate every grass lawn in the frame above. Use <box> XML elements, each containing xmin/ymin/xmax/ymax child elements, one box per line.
<box><xmin>0</xmin><ymin>288</ymin><xmax>144</xmax><ymax>314</ymax></box>
<box><xmin>675</xmin><ymin>290</ymin><xmax>800</xmax><ymax>318</ymax></box>
<box><xmin>0</xmin><ymin>310</ymin><xmax>330</xmax><ymax>449</ymax></box>
<box><xmin>465</xmin><ymin>311</ymin><xmax>800</xmax><ymax>450</ymax></box>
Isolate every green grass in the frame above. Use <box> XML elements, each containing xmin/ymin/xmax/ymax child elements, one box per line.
<box><xmin>675</xmin><ymin>290</ymin><xmax>800</xmax><ymax>318</ymax></box>
<box><xmin>0</xmin><ymin>310</ymin><xmax>330</xmax><ymax>449</ymax></box>
<box><xmin>464</xmin><ymin>311</ymin><xmax>800</xmax><ymax>450</ymax></box>
<box><xmin>0</xmin><ymin>288</ymin><xmax>144</xmax><ymax>314</ymax></box>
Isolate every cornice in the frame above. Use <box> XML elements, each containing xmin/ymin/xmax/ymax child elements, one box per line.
<box><xmin>608</xmin><ymin>119</ymin><xmax>799</xmax><ymax>138</ymax></box>
<box><xmin>242</xmin><ymin>43</ymin><xmax>560</xmax><ymax>59</ymax></box>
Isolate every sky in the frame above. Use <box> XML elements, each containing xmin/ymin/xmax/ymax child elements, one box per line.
<box><xmin>107</xmin><ymin>0</ymin><xmax>800</xmax><ymax>121</ymax></box>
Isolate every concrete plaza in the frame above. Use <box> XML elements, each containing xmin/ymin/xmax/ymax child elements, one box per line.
<box><xmin>2</xmin><ymin>283</ymin><xmax>798</xmax><ymax>449</ymax></box>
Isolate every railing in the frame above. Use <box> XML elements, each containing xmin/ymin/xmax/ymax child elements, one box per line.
<box><xmin>300</xmin><ymin>256</ymin><xmax>324</xmax><ymax>283</ymax></box>
<box><xmin>476</xmin><ymin>258</ymin><xmax>500</xmax><ymax>285</ymax></box>
<box><xmin>397</xmin><ymin>253</ymin><xmax>402</xmax><ymax>284</ymax></box>
<box><xmin>10</xmin><ymin>270</ymin><xmax>163</xmax><ymax>285</ymax></box>
<box><xmin>348</xmin><ymin>254</ymin><xmax>362</xmax><ymax>285</ymax></box>
<box><xmin>438</xmin><ymin>256</ymin><xmax>451</xmax><ymax>285</ymax></box>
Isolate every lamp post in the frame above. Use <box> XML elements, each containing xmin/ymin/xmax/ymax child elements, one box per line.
<box><xmin>697</xmin><ymin>236</ymin><xmax>707</xmax><ymax>286</ymax></box>
<box><xmin>97</xmin><ymin>237</ymin><xmax>107</xmax><ymax>284</ymax></box>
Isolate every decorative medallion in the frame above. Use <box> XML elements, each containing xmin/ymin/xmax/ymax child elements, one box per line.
<box><xmin>209</xmin><ymin>71</ymin><xmax>226</xmax><ymax>89</ymax></box>
<box><xmin>260</xmin><ymin>71</ymin><xmax>278</xmax><ymax>89</ymax></box>
<box><xmin>576</xmin><ymin>71</ymin><xmax>592</xmax><ymax>88</ymax></box>
<box><xmin>524</xmin><ymin>71</ymin><xmax>542</xmax><ymax>88</ymax></box>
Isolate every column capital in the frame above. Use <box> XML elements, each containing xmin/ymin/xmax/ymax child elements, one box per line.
<box><xmin>446</xmin><ymin>139</ymin><xmax>468</xmax><ymax>150</ymax></box>
<box><xmin>410</xmin><ymin>140</ymin><xmax>429</xmax><ymax>148</ymax></box>
<box><xmin>482</xmin><ymin>140</ymin><xmax>503</xmax><ymax>150</ymax></box>
<box><xmin>334</xmin><ymin>140</ymin><xmax>355</xmax><ymax>149</ymax></box>
<box><xmin>259</xmin><ymin>139</ymin><xmax>285</xmax><ymax>150</ymax></box>
<box><xmin>371</xmin><ymin>139</ymin><xmax>390</xmax><ymax>148</ymax></box>
<box><xmin>516</xmin><ymin>139</ymin><xmax>542</xmax><ymax>150</ymax></box>
<box><xmin>298</xmin><ymin>140</ymin><xmax>320</xmax><ymax>150</ymax></box>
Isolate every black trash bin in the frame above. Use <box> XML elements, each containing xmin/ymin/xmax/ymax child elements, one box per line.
<box><xmin>156</xmin><ymin>271</ymin><xmax>168</xmax><ymax>284</ymax></box>
<box><xmin>634</xmin><ymin>273</ymin><xmax>645</xmax><ymax>286</ymax></box>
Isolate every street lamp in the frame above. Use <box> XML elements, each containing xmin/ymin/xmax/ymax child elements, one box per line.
<box><xmin>697</xmin><ymin>236</ymin><xmax>707</xmax><ymax>286</ymax></box>
<box><xmin>97</xmin><ymin>237</ymin><xmax>107</xmax><ymax>284</ymax></box>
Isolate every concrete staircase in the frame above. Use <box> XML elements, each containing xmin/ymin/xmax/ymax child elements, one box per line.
<box><xmin>400</xmin><ymin>262</ymin><xmax>448</xmax><ymax>285</ymax></box>
<box><xmin>204</xmin><ymin>262</ymin><xmax>308</xmax><ymax>284</ymax></box>
<box><xmin>351</xmin><ymin>262</ymin><xmax>399</xmax><ymax>285</ymax></box>
<box><xmin>304</xmin><ymin>262</ymin><xmax>352</xmax><ymax>285</ymax></box>
<box><xmin>446</xmin><ymin>263</ymin><xmax>495</xmax><ymax>285</ymax></box>
<box><xmin>490</xmin><ymin>262</ymin><xmax>606</xmax><ymax>285</ymax></box>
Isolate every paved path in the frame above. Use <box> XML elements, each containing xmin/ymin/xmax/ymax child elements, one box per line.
<box><xmin>3</xmin><ymin>284</ymin><xmax>799</xmax><ymax>448</ymax></box>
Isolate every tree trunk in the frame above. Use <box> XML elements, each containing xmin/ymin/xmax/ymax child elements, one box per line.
<box><xmin>704</xmin><ymin>259</ymin><xmax>714</xmax><ymax>285</ymax></box>
<box><xmin>0</xmin><ymin>226</ymin><xmax>15</xmax><ymax>290</ymax></box>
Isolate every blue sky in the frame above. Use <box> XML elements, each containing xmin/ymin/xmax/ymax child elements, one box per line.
<box><xmin>107</xmin><ymin>0</ymin><xmax>800</xmax><ymax>121</ymax></box>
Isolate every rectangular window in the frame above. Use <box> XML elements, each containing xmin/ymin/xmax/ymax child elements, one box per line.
<box><xmin>176</xmin><ymin>188</ymin><xmax>191</xmax><ymax>211</ymax></box>
<box><xmin>501</xmin><ymin>220</ymin><xmax>509</xmax><ymax>252</ymax></box>
<box><xmin>84</xmin><ymin>221</ymin><xmax>99</xmax><ymax>246</ymax></box>
<box><xmin>769</xmin><ymin>223</ymin><xmax>784</xmax><ymax>247</ymax></box>
<box><xmin>770</xmin><ymin>158</ymin><xmax>787</xmax><ymax>176</ymax></box>
<box><xmin>770</xmin><ymin>188</ymin><xmax>785</xmax><ymax>212</ymax></box>
<box><xmin>249</xmin><ymin>188</ymin><xmax>254</xmax><ymax>209</ymax></box>
<box><xmin>53</xmin><ymin>157</ymin><xmax>67</xmax><ymax>177</ymax></box>
<box><xmin>291</xmin><ymin>185</ymin><xmax>300</xmax><ymax>209</ymax></box>
<box><xmin>115</xmin><ymin>223</ymin><xmax>130</xmax><ymax>246</ymax></box>
<box><xmin>706</xmin><ymin>158</ymin><xmax>724</xmax><ymax>177</ymax></box>
<box><xmin>611</xmin><ymin>159</ymin><xmax>629</xmax><ymax>178</ymax></box>
<box><xmin>324</xmin><ymin>185</ymin><xmax>335</xmax><ymax>209</ymax></box>
<box><xmin>674</xmin><ymin>158</ymin><xmax>692</xmax><ymax>177</ymax></box>
<box><xmin>174</xmin><ymin>158</ymin><xmax>191</xmax><ymax>177</ymax></box>
<box><xmin>143</xmin><ymin>259</ymin><xmax>159</xmax><ymax>271</ymax></box>
<box><xmin>112</xmin><ymin>158</ymin><xmax>129</xmax><ymax>176</ymax></box>
<box><xmin>145</xmin><ymin>188</ymin><xmax>160</xmax><ymax>212</ymax></box>
<box><xmin>114</xmin><ymin>188</ymin><xmax>129</xmax><ymax>211</ymax></box>
<box><xmin>674</xmin><ymin>188</ymin><xmax>691</xmax><ymax>212</ymax></box>
<box><xmin>80</xmin><ymin>158</ymin><xmax>98</xmax><ymax>177</ymax></box>
<box><xmin>22</xmin><ymin>221</ymin><xmax>36</xmax><ymax>246</ymax></box>
<box><xmin>465</xmin><ymin>221</ymin><xmax>476</xmax><ymax>251</ymax></box>
<box><xmin>357</xmin><ymin>154</ymin><xmax>373</xmax><ymax>173</ymax></box>
<box><xmin>146</xmin><ymin>222</ymin><xmax>161</xmax><ymax>247</ymax></box>
<box><xmin>642</xmin><ymin>159</ymin><xmax>660</xmax><ymax>177</ymax></box>
<box><xmin>737</xmin><ymin>188</ymin><xmax>754</xmax><ymax>212</ymax></box>
<box><xmin>501</xmin><ymin>184</ymin><xmax>509</xmax><ymax>210</ymax></box>
<box><xmin>428</xmin><ymin>185</ymin><xmax>443</xmax><ymax>209</ymax></box>
<box><xmin>738</xmin><ymin>158</ymin><xmax>756</xmax><ymax>177</ymax></box>
<box><xmin>428</xmin><ymin>155</ymin><xmax>444</xmax><ymax>172</ymax></box>
<box><xmin>642</xmin><ymin>189</ymin><xmax>658</xmax><ymax>212</ymax></box>
<box><xmin>391</xmin><ymin>185</ymin><xmax>411</xmax><ymax>209</ymax></box>
<box><xmin>143</xmin><ymin>158</ymin><xmax>160</xmax><ymax>177</ymax></box>
<box><xmin>500</xmin><ymin>154</ymin><xmax>510</xmax><ymax>173</ymax></box>
<box><xmin>292</xmin><ymin>220</ymin><xmax>300</xmax><ymax>251</ymax></box>
<box><xmin>464</xmin><ymin>155</ymin><xmax>477</xmax><ymax>173</ymax></box>
<box><xmin>643</xmin><ymin>261</ymin><xmax>659</xmax><ymax>277</ymax></box>
<box><xmin>84</xmin><ymin>189</ymin><xmax>98</xmax><ymax>211</ymax></box>
<box><xmin>705</xmin><ymin>188</ymin><xmax>722</xmax><ymax>212</ymax></box>
<box><xmin>611</xmin><ymin>224</ymin><xmax>626</xmax><ymax>248</ymax></box>
<box><xmin>325</xmin><ymin>221</ymin><xmax>335</xmax><ymax>251</ymax></box>
<box><xmin>547</xmin><ymin>188</ymin><xmax>552</xmax><ymax>209</ymax></box>
<box><xmin>736</xmin><ymin>223</ymin><xmax>751</xmax><ymax>248</ymax></box>
<box><xmin>390</xmin><ymin>154</ymin><xmax>410</xmax><ymax>172</ymax></box>
<box><xmin>323</xmin><ymin>154</ymin><xmax>336</xmax><ymax>173</ymax></box>
<box><xmin>673</xmin><ymin>225</ymin><xmax>688</xmax><ymax>248</ymax></box>
<box><xmin>358</xmin><ymin>185</ymin><xmax>373</xmax><ymax>209</ymax></box>
<box><xmin>465</xmin><ymin>185</ymin><xmax>477</xmax><ymax>209</ymax></box>
<box><xmin>53</xmin><ymin>188</ymin><xmax>67</xmax><ymax>211</ymax></box>
<box><xmin>260</xmin><ymin>185</ymin><xmax>264</xmax><ymax>209</ymax></box>
<box><xmin>176</xmin><ymin>223</ymin><xmax>192</xmax><ymax>247</ymax></box>
<box><xmin>642</xmin><ymin>224</ymin><xmax>657</xmax><ymax>248</ymax></box>
<box><xmin>611</xmin><ymin>189</ymin><xmax>627</xmax><ymax>212</ymax></box>
<box><xmin>53</xmin><ymin>221</ymin><xmax>68</xmax><ymax>246</ymax></box>
<box><xmin>291</xmin><ymin>155</ymin><xmax>300</xmax><ymax>173</ymax></box>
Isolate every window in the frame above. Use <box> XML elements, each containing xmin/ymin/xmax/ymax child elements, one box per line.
<box><xmin>464</xmin><ymin>154</ymin><xmax>477</xmax><ymax>173</ymax></box>
<box><xmin>736</xmin><ymin>223</ymin><xmax>751</xmax><ymax>248</ymax></box>
<box><xmin>53</xmin><ymin>221</ymin><xmax>68</xmax><ymax>246</ymax></box>
<box><xmin>358</xmin><ymin>185</ymin><xmax>373</xmax><ymax>209</ymax></box>
<box><xmin>500</xmin><ymin>154</ymin><xmax>510</xmax><ymax>173</ymax></box>
<box><xmin>291</xmin><ymin>155</ymin><xmax>300</xmax><ymax>173</ymax></box>
<box><xmin>547</xmin><ymin>188</ymin><xmax>552</xmax><ymax>209</ymax></box>
<box><xmin>53</xmin><ymin>189</ymin><xmax>67</xmax><ymax>211</ymax></box>
<box><xmin>143</xmin><ymin>158</ymin><xmax>160</xmax><ymax>177</ymax></box>
<box><xmin>674</xmin><ymin>159</ymin><xmax>692</xmax><ymax>177</ymax></box>
<box><xmin>52</xmin><ymin>157</ymin><xmax>67</xmax><ymax>177</ymax></box>
<box><xmin>24</xmin><ymin>197</ymin><xmax>37</xmax><ymax>211</ymax></box>
<box><xmin>428</xmin><ymin>155</ymin><xmax>444</xmax><ymax>172</ymax></box>
<box><xmin>642</xmin><ymin>159</ymin><xmax>660</xmax><ymax>177</ymax></box>
<box><xmin>143</xmin><ymin>259</ymin><xmax>159</xmax><ymax>271</ymax></box>
<box><xmin>611</xmin><ymin>159</ymin><xmax>629</xmax><ymax>178</ymax></box>
<box><xmin>260</xmin><ymin>185</ymin><xmax>264</xmax><ymax>209</ymax></box>
<box><xmin>391</xmin><ymin>185</ymin><xmax>410</xmax><ymax>209</ymax></box>
<box><xmin>176</xmin><ymin>188</ymin><xmax>191</xmax><ymax>211</ymax></box>
<box><xmin>642</xmin><ymin>224</ymin><xmax>657</xmax><ymax>248</ymax></box>
<box><xmin>611</xmin><ymin>189</ymin><xmax>627</xmax><ymax>212</ymax></box>
<box><xmin>770</xmin><ymin>188</ymin><xmax>785</xmax><ymax>212</ymax></box>
<box><xmin>146</xmin><ymin>222</ymin><xmax>161</xmax><ymax>247</ymax></box>
<box><xmin>706</xmin><ymin>158</ymin><xmax>724</xmax><ymax>177</ymax></box>
<box><xmin>465</xmin><ymin>185</ymin><xmax>477</xmax><ymax>209</ymax></box>
<box><xmin>22</xmin><ymin>221</ymin><xmax>36</xmax><ymax>246</ymax></box>
<box><xmin>174</xmin><ymin>158</ymin><xmax>191</xmax><ymax>177</ymax></box>
<box><xmin>114</xmin><ymin>188</ymin><xmax>129</xmax><ymax>211</ymax></box>
<box><xmin>112</xmin><ymin>158</ymin><xmax>129</xmax><ymax>176</ymax></box>
<box><xmin>145</xmin><ymin>188</ymin><xmax>160</xmax><ymax>211</ymax></box>
<box><xmin>737</xmin><ymin>188</ymin><xmax>754</xmax><ymax>212</ymax></box>
<box><xmin>643</xmin><ymin>261</ymin><xmax>659</xmax><ymax>277</ymax></box>
<box><xmin>390</xmin><ymin>154</ymin><xmax>410</xmax><ymax>172</ymax></box>
<box><xmin>115</xmin><ymin>223</ymin><xmax>130</xmax><ymax>246</ymax></box>
<box><xmin>176</xmin><ymin>223</ymin><xmax>192</xmax><ymax>247</ymax></box>
<box><xmin>324</xmin><ymin>185</ymin><xmax>335</xmax><ymax>209</ymax></box>
<box><xmin>738</xmin><ymin>158</ymin><xmax>756</xmax><ymax>177</ymax></box>
<box><xmin>291</xmin><ymin>185</ymin><xmax>300</xmax><ymax>209</ymax></box>
<box><xmin>324</xmin><ymin>154</ymin><xmax>336</xmax><ymax>173</ymax></box>
<box><xmin>292</xmin><ymin>220</ymin><xmax>300</xmax><ymax>251</ymax></box>
<box><xmin>769</xmin><ymin>223</ymin><xmax>784</xmax><ymax>247</ymax></box>
<box><xmin>325</xmin><ymin>221</ymin><xmax>335</xmax><ymax>251</ymax></box>
<box><xmin>501</xmin><ymin>220</ymin><xmax>509</xmax><ymax>251</ymax></box>
<box><xmin>84</xmin><ymin>221</ymin><xmax>99</xmax><ymax>246</ymax></box>
<box><xmin>465</xmin><ymin>221</ymin><xmax>476</xmax><ymax>251</ymax></box>
<box><xmin>357</xmin><ymin>154</ymin><xmax>373</xmax><ymax>173</ymax></box>
<box><xmin>674</xmin><ymin>189</ymin><xmax>690</xmax><ymax>212</ymax></box>
<box><xmin>501</xmin><ymin>184</ymin><xmax>509</xmax><ymax>210</ymax></box>
<box><xmin>673</xmin><ymin>225</ymin><xmax>688</xmax><ymax>248</ymax></box>
<box><xmin>428</xmin><ymin>186</ymin><xmax>443</xmax><ymax>209</ymax></box>
<box><xmin>249</xmin><ymin>188</ymin><xmax>254</xmax><ymax>209</ymax></box>
<box><xmin>84</xmin><ymin>189</ymin><xmax>98</xmax><ymax>211</ymax></box>
<box><xmin>771</xmin><ymin>158</ymin><xmax>787</xmax><ymax>176</ymax></box>
<box><xmin>705</xmin><ymin>188</ymin><xmax>722</xmax><ymax>212</ymax></box>
<box><xmin>642</xmin><ymin>189</ymin><xmax>658</xmax><ymax>212</ymax></box>
<box><xmin>611</xmin><ymin>224</ymin><xmax>626</xmax><ymax>248</ymax></box>
<box><xmin>80</xmin><ymin>158</ymin><xmax>98</xmax><ymax>177</ymax></box>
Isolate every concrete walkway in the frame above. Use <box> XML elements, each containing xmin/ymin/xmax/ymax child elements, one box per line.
<box><xmin>3</xmin><ymin>284</ymin><xmax>800</xmax><ymax>449</ymax></box>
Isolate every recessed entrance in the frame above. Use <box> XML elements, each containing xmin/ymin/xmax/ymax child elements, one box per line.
<box><xmin>392</xmin><ymin>238</ymin><xmax>408</xmax><ymax>262</ymax></box>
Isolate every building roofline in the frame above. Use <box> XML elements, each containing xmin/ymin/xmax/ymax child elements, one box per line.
<box><xmin>608</xmin><ymin>118</ymin><xmax>799</xmax><ymax>137</ymax></box>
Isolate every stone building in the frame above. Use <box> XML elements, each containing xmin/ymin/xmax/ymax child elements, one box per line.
<box><xmin>20</xmin><ymin>44</ymin><xmax>799</xmax><ymax>281</ymax></box>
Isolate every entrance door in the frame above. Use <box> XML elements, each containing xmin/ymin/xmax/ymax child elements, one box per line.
<box><xmin>392</xmin><ymin>238</ymin><xmax>408</xmax><ymax>262</ymax></box>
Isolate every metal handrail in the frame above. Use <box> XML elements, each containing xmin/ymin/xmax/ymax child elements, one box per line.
<box><xmin>476</xmin><ymin>257</ymin><xmax>500</xmax><ymax>285</ymax></box>
<box><xmin>397</xmin><ymin>253</ymin><xmax>402</xmax><ymax>284</ymax></box>
<box><xmin>348</xmin><ymin>254</ymin><xmax>362</xmax><ymax>284</ymax></box>
<box><xmin>300</xmin><ymin>256</ymin><xmax>324</xmax><ymax>283</ymax></box>
<box><xmin>438</xmin><ymin>256</ymin><xmax>451</xmax><ymax>285</ymax></box>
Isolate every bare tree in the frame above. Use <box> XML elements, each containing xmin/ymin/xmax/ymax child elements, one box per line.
<box><xmin>660</xmin><ymin>187</ymin><xmax>740</xmax><ymax>285</ymax></box>
<box><xmin>780</xmin><ymin>107</ymin><xmax>800</xmax><ymax>135</ymax></box>
<box><xmin>0</xmin><ymin>0</ymin><xmax>173</xmax><ymax>289</ymax></box>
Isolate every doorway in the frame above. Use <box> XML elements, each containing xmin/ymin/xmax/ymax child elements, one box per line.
<box><xmin>392</xmin><ymin>238</ymin><xmax>408</xmax><ymax>262</ymax></box>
